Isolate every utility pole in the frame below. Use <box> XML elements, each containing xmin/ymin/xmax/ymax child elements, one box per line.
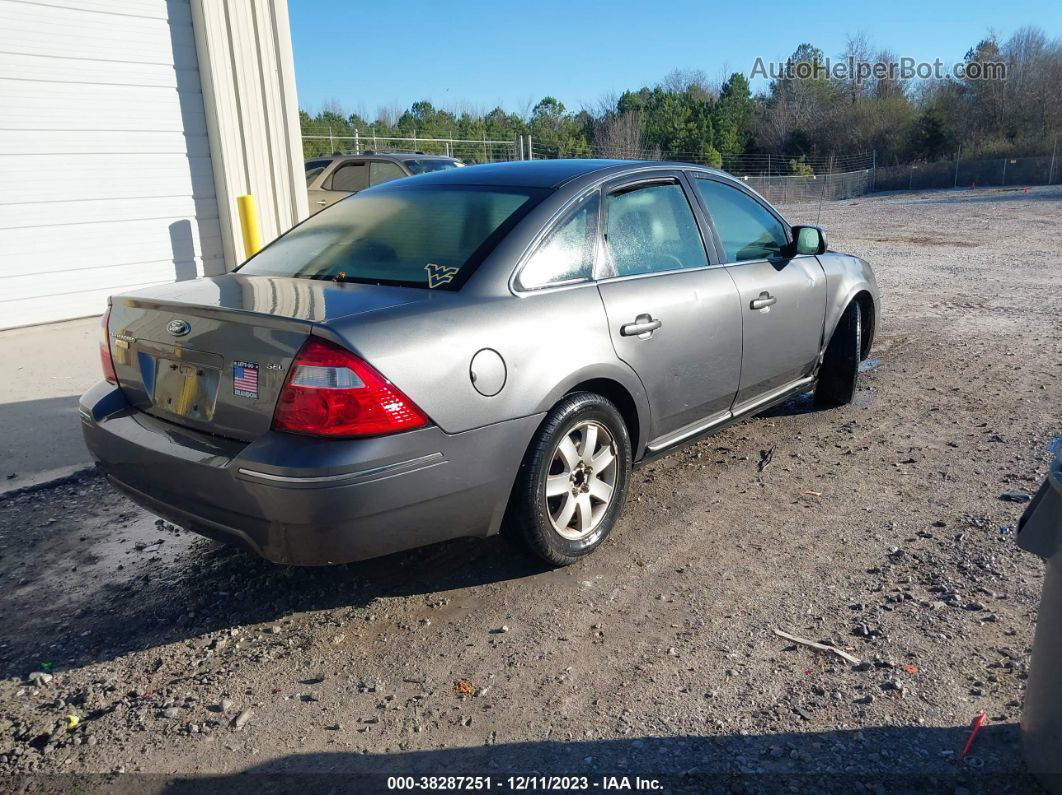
<box><xmin>1050</xmin><ymin>134</ymin><xmax>1058</xmax><ymax>185</ymax></box>
<box><xmin>816</xmin><ymin>154</ymin><xmax>833</xmax><ymax>225</ymax></box>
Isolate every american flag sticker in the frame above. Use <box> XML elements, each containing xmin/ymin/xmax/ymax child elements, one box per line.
<box><xmin>233</xmin><ymin>361</ymin><xmax>259</xmax><ymax>399</ymax></box>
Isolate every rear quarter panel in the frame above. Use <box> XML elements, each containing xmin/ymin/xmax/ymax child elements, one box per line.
<box><xmin>323</xmin><ymin>285</ymin><xmax>649</xmax><ymax>448</ymax></box>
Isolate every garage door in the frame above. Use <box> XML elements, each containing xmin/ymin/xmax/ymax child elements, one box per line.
<box><xmin>0</xmin><ymin>0</ymin><xmax>224</xmax><ymax>329</ymax></box>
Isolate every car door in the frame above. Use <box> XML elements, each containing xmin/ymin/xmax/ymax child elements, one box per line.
<box><xmin>307</xmin><ymin>158</ymin><xmax>368</xmax><ymax>213</ymax></box>
<box><xmin>595</xmin><ymin>173</ymin><xmax>742</xmax><ymax>447</ymax></box>
<box><xmin>691</xmin><ymin>176</ymin><xmax>827</xmax><ymax>410</ymax></box>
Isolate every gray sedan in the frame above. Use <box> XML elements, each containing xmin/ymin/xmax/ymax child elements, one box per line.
<box><xmin>81</xmin><ymin>159</ymin><xmax>879</xmax><ymax>566</ymax></box>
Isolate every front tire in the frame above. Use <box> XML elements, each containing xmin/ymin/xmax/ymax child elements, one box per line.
<box><xmin>506</xmin><ymin>392</ymin><xmax>632</xmax><ymax>566</ymax></box>
<box><xmin>814</xmin><ymin>300</ymin><xmax>862</xmax><ymax>406</ymax></box>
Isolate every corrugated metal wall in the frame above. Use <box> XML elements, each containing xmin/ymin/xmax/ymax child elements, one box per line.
<box><xmin>0</xmin><ymin>0</ymin><xmax>225</xmax><ymax>329</ymax></box>
<box><xmin>190</xmin><ymin>0</ymin><xmax>308</xmax><ymax>268</ymax></box>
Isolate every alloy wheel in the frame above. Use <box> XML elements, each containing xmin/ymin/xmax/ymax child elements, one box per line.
<box><xmin>544</xmin><ymin>420</ymin><xmax>618</xmax><ymax>540</ymax></box>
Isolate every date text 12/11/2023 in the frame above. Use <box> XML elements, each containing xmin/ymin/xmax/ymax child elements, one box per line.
<box><xmin>386</xmin><ymin>775</ymin><xmax>664</xmax><ymax>791</ymax></box>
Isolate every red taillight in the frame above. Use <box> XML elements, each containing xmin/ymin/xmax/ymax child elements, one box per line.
<box><xmin>272</xmin><ymin>337</ymin><xmax>429</xmax><ymax>438</ymax></box>
<box><xmin>100</xmin><ymin>308</ymin><xmax>117</xmax><ymax>384</ymax></box>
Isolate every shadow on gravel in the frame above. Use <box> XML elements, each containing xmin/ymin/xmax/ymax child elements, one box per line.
<box><xmin>162</xmin><ymin>724</ymin><xmax>1038</xmax><ymax>794</ymax></box>
<box><xmin>757</xmin><ymin>390</ymin><xmax>825</xmax><ymax>419</ymax></box>
<box><xmin>0</xmin><ymin>388</ymin><xmax>876</xmax><ymax>676</ymax></box>
<box><xmin>0</xmin><ymin>512</ymin><xmax>547</xmax><ymax>676</ymax></box>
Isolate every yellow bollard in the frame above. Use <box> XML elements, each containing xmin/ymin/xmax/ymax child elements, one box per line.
<box><xmin>236</xmin><ymin>195</ymin><xmax>263</xmax><ymax>259</ymax></box>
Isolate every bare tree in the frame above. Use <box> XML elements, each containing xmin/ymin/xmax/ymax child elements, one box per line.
<box><xmin>872</xmin><ymin>48</ymin><xmax>908</xmax><ymax>100</ymax></box>
<box><xmin>374</xmin><ymin>103</ymin><xmax>402</xmax><ymax>129</ymax></box>
<box><xmin>838</xmin><ymin>32</ymin><xmax>874</xmax><ymax>102</ymax></box>
<box><xmin>322</xmin><ymin>98</ymin><xmax>346</xmax><ymax>115</ymax></box>
<box><xmin>662</xmin><ymin>68</ymin><xmax>715</xmax><ymax>99</ymax></box>
<box><xmin>596</xmin><ymin>111</ymin><xmax>646</xmax><ymax>158</ymax></box>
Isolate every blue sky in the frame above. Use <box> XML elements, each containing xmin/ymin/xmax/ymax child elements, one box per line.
<box><xmin>290</xmin><ymin>0</ymin><xmax>1062</xmax><ymax>116</ymax></box>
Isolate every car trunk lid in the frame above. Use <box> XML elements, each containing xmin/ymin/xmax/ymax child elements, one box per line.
<box><xmin>106</xmin><ymin>273</ymin><xmax>430</xmax><ymax>441</ymax></box>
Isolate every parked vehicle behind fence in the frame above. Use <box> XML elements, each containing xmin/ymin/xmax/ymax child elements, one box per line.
<box><xmin>82</xmin><ymin>159</ymin><xmax>879</xmax><ymax>567</ymax></box>
<box><xmin>305</xmin><ymin>151</ymin><xmax>463</xmax><ymax>212</ymax></box>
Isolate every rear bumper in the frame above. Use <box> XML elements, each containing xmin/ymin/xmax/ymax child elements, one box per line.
<box><xmin>80</xmin><ymin>381</ymin><xmax>541</xmax><ymax>565</ymax></box>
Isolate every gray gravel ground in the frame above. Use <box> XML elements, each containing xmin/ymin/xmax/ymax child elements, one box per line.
<box><xmin>0</xmin><ymin>185</ymin><xmax>1059</xmax><ymax>793</ymax></box>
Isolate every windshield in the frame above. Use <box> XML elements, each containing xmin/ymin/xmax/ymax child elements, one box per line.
<box><xmin>238</xmin><ymin>186</ymin><xmax>543</xmax><ymax>290</ymax></box>
<box><xmin>403</xmin><ymin>158</ymin><xmax>462</xmax><ymax>174</ymax></box>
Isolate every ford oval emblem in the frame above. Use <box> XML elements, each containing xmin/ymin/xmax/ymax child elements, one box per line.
<box><xmin>167</xmin><ymin>319</ymin><xmax>190</xmax><ymax>337</ymax></box>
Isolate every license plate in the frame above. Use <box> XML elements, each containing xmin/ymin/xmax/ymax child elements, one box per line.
<box><xmin>153</xmin><ymin>358</ymin><xmax>220</xmax><ymax>421</ymax></box>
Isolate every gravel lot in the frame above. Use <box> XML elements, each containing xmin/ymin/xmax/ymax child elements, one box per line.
<box><xmin>0</xmin><ymin>186</ymin><xmax>1059</xmax><ymax>792</ymax></box>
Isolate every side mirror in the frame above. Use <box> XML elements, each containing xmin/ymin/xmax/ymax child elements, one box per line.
<box><xmin>791</xmin><ymin>225</ymin><xmax>828</xmax><ymax>256</ymax></box>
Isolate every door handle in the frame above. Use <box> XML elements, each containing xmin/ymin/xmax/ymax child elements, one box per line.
<box><xmin>315</xmin><ymin>200</ymin><xmax>327</xmax><ymax>205</ymax></box>
<box><xmin>750</xmin><ymin>291</ymin><xmax>777</xmax><ymax>310</ymax></box>
<box><xmin>620</xmin><ymin>314</ymin><xmax>662</xmax><ymax>338</ymax></box>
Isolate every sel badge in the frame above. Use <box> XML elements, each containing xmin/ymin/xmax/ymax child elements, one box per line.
<box><xmin>425</xmin><ymin>263</ymin><xmax>459</xmax><ymax>289</ymax></box>
<box><xmin>233</xmin><ymin>361</ymin><xmax>259</xmax><ymax>399</ymax></box>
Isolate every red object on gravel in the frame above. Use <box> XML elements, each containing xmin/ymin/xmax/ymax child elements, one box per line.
<box><xmin>960</xmin><ymin>711</ymin><xmax>988</xmax><ymax>760</ymax></box>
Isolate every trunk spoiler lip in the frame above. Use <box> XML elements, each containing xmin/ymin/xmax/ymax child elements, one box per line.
<box><xmin>111</xmin><ymin>283</ymin><xmax>456</xmax><ymax>331</ymax></box>
<box><xmin>112</xmin><ymin>296</ymin><xmax>316</xmax><ymax>332</ymax></box>
<box><xmin>108</xmin><ymin>295</ymin><xmax>394</xmax><ymax>371</ymax></box>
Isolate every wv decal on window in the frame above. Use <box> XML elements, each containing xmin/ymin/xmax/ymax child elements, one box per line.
<box><xmin>425</xmin><ymin>263</ymin><xmax>460</xmax><ymax>288</ymax></box>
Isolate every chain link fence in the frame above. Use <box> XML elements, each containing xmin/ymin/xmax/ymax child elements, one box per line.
<box><xmin>300</xmin><ymin>126</ymin><xmax>879</xmax><ymax>202</ymax></box>
<box><xmin>873</xmin><ymin>154</ymin><xmax>1059</xmax><ymax>191</ymax></box>
<box><xmin>528</xmin><ymin>141</ymin><xmax>875</xmax><ymax>203</ymax></box>
<box><xmin>740</xmin><ymin>170</ymin><xmax>874</xmax><ymax>204</ymax></box>
<box><xmin>301</xmin><ymin>125</ymin><xmax>519</xmax><ymax>163</ymax></box>
<box><xmin>300</xmin><ymin>123</ymin><xmax>1061</xmax><ymax>203</ymax></box>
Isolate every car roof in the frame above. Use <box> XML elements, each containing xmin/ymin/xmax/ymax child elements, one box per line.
<box><xmin>317</xmin><ymin>152</ymin><xmax>458</xmax><ymax>163</ymax></box>
<box><xmin>382</xmin><ymin>158</ymin><xmax>731</xmax><ymax>189</ymax></box>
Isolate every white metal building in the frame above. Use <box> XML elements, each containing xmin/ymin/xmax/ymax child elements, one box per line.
<box><xmin>0</xmin><ymin>0</ymin><xmax>307</xmax><ymax>329</ymax></box>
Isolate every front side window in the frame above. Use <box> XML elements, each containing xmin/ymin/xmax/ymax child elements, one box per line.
<box><xmin>329</xmin><ymin>161</ymin><xmax>368</xmax><ymax>192</ymax></box>
<box><xmin>369</xmin><ymin>161</ymin><xmax>406</xmax><ymax>185</ymax></box>
<box><xmin>239</xmin><ymin>186</ymin><xmax>543</xmax><ymax>290</ymax></box>
<box><xmin>604</xmin><ymin>182</ymin><xmax>708</xmax><ymax>277</ymax></box>
<box><xmin>694</xmin><ymin>178</ymin><xmax>788</xmax><ymax>262</ymax></box>
<box><xmin>518</xmin><ymin>194</ymin><xmax>598</xmax><ymax>290</ymax></box>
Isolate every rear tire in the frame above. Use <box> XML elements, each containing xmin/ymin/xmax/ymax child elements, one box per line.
<box><xmin>814</xmin><ymin>301</ymin><xmax>861</xmax><ymax>407</ymax></box>
<box><xmin>505</xmin><ymin>392</ymin><xmax>632</xmax><ymax>566</ymax></box>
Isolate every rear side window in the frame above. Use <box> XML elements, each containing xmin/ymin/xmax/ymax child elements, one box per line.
<box><xmin>604</xmin><ymin>182</ymin><xmax>708</xmax><ymax>277</ymax></box>
<box><xmin>239</xmin><ymin>186</ymin><xmax>544</xmax><ymax>290</ymax></box>
<box><xmin>404</xmin><ymin>159</ymin><xmax>461</xmax><ymax>174</ymax></box>
<box><xmin>518</xmin><ymin>194</ymin><xmax>598</xmax><ymax>290</ymax></box>
<box><xmin>329</xmin><ymin>162</ymin><xmax>368</xmax><ymax>192</ymax></box>
<box><xmin>694</xmin><ymin>178</ymin><xmax>788</xmax><ymax>262</ymax></box>
<box><xmin>370</xmin><ymin>161</ymin><xmax>406</xmax><ymax>185</ymax></box>
<box><xmin>305</xmin><ymin>166</ymin><xmax>326</xmax><ymax>185</ymax></box>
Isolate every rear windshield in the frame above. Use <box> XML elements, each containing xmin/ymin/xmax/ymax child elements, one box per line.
<box><xmin>238</xmin><ymin>185</ymin><xmax>543</xmax><ymax>290</ymax></box>
<box><xmin>403</xmin><ymin>158</ymin><xmax>462</xmax><ymax>174</ymax></box>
